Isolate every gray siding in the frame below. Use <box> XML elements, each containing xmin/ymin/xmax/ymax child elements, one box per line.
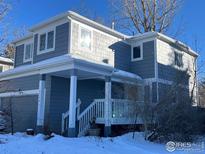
<box><xmin>1</xmin><ymin>96</ymin><xmax>38</xmax><ymax>132</ymax></box>
<box><xmin>48</xmin><ymin>76</ymin><xmax>70</xmax><ymax>133</ymax></box>
<box><xmin>0</xmin><ymin>75</ymin><xmax>39</xmax><ymax>93</ymax></box>
<box><xmin>130</xmin><ymin>41</ymin><xmax>155</xmax><ymax>79</ymax></box>
<box><xmin>14</xmin><ymin>44</ymin><xmax>31</xmax><ymax>67</ymax></box>
<box><xmin>111</xmin><ymin>41</ymin><xmax>131</xmax><ymax>71</ymax></box>
<box><xmin>158</xmin><ymin>82</ymin><xmax>189</xmax><ymax>103</ymax></box>
<box><xmin>33</xmin><ymin>22</ymin><xmax>69</xmax><ymax>63</ymax></box>
<box><xmin>158</xmin><ymin>63</ymin><xmax>189</xmax><ymax>85</ymax></box>
<box><xmin>47</xmin><ymin>77</ymin><xmax>105</xmax><ymax>133</ymax></box>
<box><xmin>152</xmin><ymin>82</ymin><xmax>157</xmax><ymax>103</ymax></box>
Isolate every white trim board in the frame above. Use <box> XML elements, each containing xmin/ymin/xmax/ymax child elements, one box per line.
<box><xmin>0</xmin><ymin>89</ymin><xmax>39</xmax><ymax>98</ymax></box>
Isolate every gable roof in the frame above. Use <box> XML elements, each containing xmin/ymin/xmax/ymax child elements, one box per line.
<box><xmin>12</xmin><ymin>11</ymin><xmax>198</xmax><ymax>57</ymax></box>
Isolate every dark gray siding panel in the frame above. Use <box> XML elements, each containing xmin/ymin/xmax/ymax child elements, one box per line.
<box><xmin>49</xmin><ymin>76</ymin><xmax>70</xmax><ymax>133</ymax></box>
<box><xmin>33</xmin><ymin>22</ymin><xmax>69</xmax><ymax>63</ymax></box>
<box><xmin>77</xmin><ymin>79</ymin><xmax>105</xmax><ymax>112</ymax></box>
<box><xmin>0</xmin><ymin>75</ymin><xmax>39</xmax><ymax>93</ymax></box>
<box><xmin>158</xmin><ymin>83</ymin><xmax>190</xmax><ymax>103</ymax></box>
<box><xmin>152</xmin><ymin>82</ymin><xmax>157</xmax><ymax>103</ymax></box>
<box><xmin>14</xmin><ymin>44</ymin><xmax>31</xmax><ymax>67</ymax></box>
<box><xmin>158</xmin><ymin>63</ymin><xmax>189</xmax><ymax>85</ymax></box>
<box><xmin>110</xmin><ymin>41</ymin><xmax>131</xmax><ymax>71</ymax></box>
<box><xmin>130</xmin><ymin>41</ymin><xmax>155</xmax><ymax>79</ymax></box>
<box><xmin>1</xmin><ymin>96</ymin><xmax>38</xmax><ymax>132</ymax></box>
<box><xmin>48</xmin><ymin>77</ymin><xmax>105</xmax><ymax>133</ymax></box>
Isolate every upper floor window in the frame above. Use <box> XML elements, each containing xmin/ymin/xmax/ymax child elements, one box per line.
<box><xmin>131</xmin><ymin>45</ymin><xmax>143</xmax><ymax>61</ymax></box>
<box><xmin>38</xmin><ymin>29</ymin><xmax>55</xmax><ymax>54</ymax></box>
<box><xmin>79</xmin><ymin>27</ymin><xmax>92</xmax><ymax>51</ymax></box>
<box><xmin>24</xmin><ymin>43</ymin><xmax>33</xmax><ymax>62</ymax></box>
<box><xmin>174</xmin><ymin>51</ymin><xmax>183</xmax><ymax>67</ymax></box>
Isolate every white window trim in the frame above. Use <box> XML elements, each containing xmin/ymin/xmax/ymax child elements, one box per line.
<box><xmin>78</xmin><ymin>25</ymin><xmax>93</xmax><ymax>52</ymax></box>
<box><xmin>37</xmin><ymin>28</ymin><xmax>56</xmax><ymax>55</ymax></box>
<box><xmin>131</xmin><ymin>43</ymin><xmax>143</xmax><ymax>61</ymax></box>
<box><xmin>23</xmin><ymin>42</ymin><xmax>33</xmax><ymax>63</ymax></box>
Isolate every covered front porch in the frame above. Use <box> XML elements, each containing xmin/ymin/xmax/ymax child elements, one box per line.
<box><xmin>0</xmin><ymin>55</ymin><xmax>144</xmax><ymax>137</ymax></box>
<box><xmin>36</xmin><ymin>56</ymin><xmax>144</xmax><ymax>137</ymax></box>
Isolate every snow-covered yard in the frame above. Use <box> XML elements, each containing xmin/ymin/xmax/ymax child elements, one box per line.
<box><xmin>0</xmin><ymin>132</ymin><xmax>204</xmax><ymax>154</ymax></box>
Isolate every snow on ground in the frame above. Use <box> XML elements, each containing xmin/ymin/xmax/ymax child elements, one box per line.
<box><xmin>0</xmin><ymin>132</ymin><xmax>204</xmax><ymax>154</ymax></box>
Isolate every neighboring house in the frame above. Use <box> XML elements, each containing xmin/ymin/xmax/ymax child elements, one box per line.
<box><xmin>0</xmin><ymin>11</ymin><xmax>198</xmax><ymax>137</ymax></box>
<box><xmin>0</xmin><ymin>56</ymin><xmax>13</xmax><ymax>72</ymax></box>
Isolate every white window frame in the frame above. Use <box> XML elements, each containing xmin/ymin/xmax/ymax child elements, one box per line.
<box><xmin>131</xmin><ymin>43</ymin><xmax>143</xmax><ymax>61</ymax></box>
<box><xmin>37</xmin><ymin>28</ymin><xmax>56</xmax><ymax>55</ymax></box>
<box><xmin>23</xmin><ymin>42</ymin><xmax>33</xmax><ymax>63</ymax></box>
<box><xmin>78</xmin><ymin>25</ymin><xmax>93</xmax><ymax>52</ymax></box>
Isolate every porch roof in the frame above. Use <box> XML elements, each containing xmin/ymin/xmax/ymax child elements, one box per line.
<box><xmin>0</xmin><ymin>54</ymin><xmax>142</xmax><ymax>83</ymax></box>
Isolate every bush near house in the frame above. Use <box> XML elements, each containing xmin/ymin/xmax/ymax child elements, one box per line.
<box><xmin>151</xmin><ymin>101</ymin><xmax>205</xmax><ymax>143</ymax></box>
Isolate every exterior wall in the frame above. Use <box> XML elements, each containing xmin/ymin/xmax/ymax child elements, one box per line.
<box><xmin>14</xmin><ymin>21</ymin><xmax>69</xmax><ymax>67</ymax></box>
<box><xmin>47</xmin><ymin>77</ymin><xmax>105</xmax><ymax>133</ymax></box>
<box><xmin>130</xmin><ymin>40</ymin><xmax>155</xmax><ymax>79</ymax></box>
<box><xmin>1</xmin><ymin>96</ymin><xmax>38</xmax><ymax>132</ymax></box>
<box><xmin>0</xmin><ymin>75</ymin><xmax>39</xmax><ymax>93</ymax></box>
<box><xmin>156</xmin><ymin>39</ymin><xmax>196</xmax><ymax>97</ymax></box>
<box><xmin>33</xmin><ymin>22</ymin><xmax>69</xmax><ymax>63</ymax></box>
<box><xmin>71</xmin><ymin>21</ymin><xmax>130</xmax><ymax>71</ymax></box>
<box><xmin>158</xmin><ymin>82</ymin><xmax>189</xmax><ymax>103</ymax></box>
<box><xmin>15</xmin><ymin>44</ymin><xmax>31</xmax><ymax>67</ymax></box>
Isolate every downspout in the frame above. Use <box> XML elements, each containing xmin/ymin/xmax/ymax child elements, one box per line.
<box><xmin>154</xmin><ymin>38</ymin><xmax>159</xmax><ymax>103</ymax></box>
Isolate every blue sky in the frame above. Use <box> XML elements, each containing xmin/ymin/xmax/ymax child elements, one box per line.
<box><xmin>5</xmin><ymin>0</ymin><xmax>205</xmax><ymax>75</ymax></box>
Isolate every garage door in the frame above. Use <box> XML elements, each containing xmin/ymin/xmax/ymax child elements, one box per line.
<box><xmin>1</xmin><ymin>96</ymin><xmax>38</xmax><ymax>132</ymax></box>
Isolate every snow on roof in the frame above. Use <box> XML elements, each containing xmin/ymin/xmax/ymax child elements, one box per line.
<box><xmin>0</xmin><ymin>56</ymin><xmax>13</xmax><ymax>64</ymax></box>
<box><xmin>0</xmin><ymin>54</ymin><xmax>142</xmax><ymax>83</ymax></box>
<box><xmin>128</xmin><ymin>31</ymin><xmax>198</xmax><ymax>57</ymax></box>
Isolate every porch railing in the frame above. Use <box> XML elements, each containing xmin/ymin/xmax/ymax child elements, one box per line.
<box><xmin>111</xmin><ymin>99</ymin><xmax>143</xmax><ymax>118</ymax></box>
<box><xmin>61</xmin><ymin>99</ymin><xmax>81</xmax><ymax>135</ymax></box>
<box><xmin>78</xmin><ymin>99</ymin><xmax>104</xmax><ymax>136</ymax></box>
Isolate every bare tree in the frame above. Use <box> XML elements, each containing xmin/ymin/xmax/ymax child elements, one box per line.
<box><xmin>0</xmin><ymin>0</ymin><xmax>10</xmax><ymax>43</ymax></box>
<box><xmin>110</xmin><ymin>0</ymin><xmax>181</xmax><ymax>35</ymax></box>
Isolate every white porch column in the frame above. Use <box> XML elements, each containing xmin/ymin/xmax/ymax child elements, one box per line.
<box><xmin>104</xmin><ymin>76</ymin><xmax>112</xmax><ymax>137</ymax></box>
<box><xmin>37</xmin><ymin>74</ymin><xmax>46</xmax><ymax>132</ymax></box>
<box><xmin>68</xmin><ymin>70</ymin><xmax>77</xmax><ymax>137</ymax></box>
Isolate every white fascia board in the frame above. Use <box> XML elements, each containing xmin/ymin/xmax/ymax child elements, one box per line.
<box><xmin>68</xmin><ymin>11</ymin><xmax>129</xmax><ymax>39</ymax></box>
<box><xmin>11</xmin><ymin>34</ymin><xmax>33</xmax><ymax>45</ymax></box>
<box><xmin>29</xmin><ymin>12</ymin><xmax>69</xmax><ymax>32</ymax></box>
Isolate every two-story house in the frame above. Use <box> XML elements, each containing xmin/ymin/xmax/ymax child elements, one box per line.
<box><xmin>0</xmin><ymin>11</ymin><xmax>198</xmax><ymax>137</ymax></box>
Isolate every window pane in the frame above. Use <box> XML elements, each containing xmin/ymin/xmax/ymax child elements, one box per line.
<box><xmin>40</xmin><ymin>34</ymin><xmax>46</xmax><ymax>51</ymax></box>
<box><xmin>174</xmin><ymin>52</ymin><xmax>183</xmax><ymax>67</ymax></box>
<box><xmin>47</xmin><ymin>31</ymin><xmax>54</xmax><ymax>49</ymax></box>
<box><xmin>133</xmin><ymin>46</ymin><xmax>141</xmax><ymax>59</ymax></box>
<box><xmin>25</xmin><ymin>44</ymin><xmax>33</xmax><ymax>60</ymax></box>
<box><xmin>80</xmin><ymin>28</ymin><xmax>91</xmax><ymax>50</ymax></box>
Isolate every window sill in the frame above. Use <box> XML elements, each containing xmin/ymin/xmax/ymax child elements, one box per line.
<box><xmin>131</xmin><ymin>57</ymin><xmax>143</xmax><ymax>62</ymax></box>
<box><xmin>37</xmin><ymin>48</ymin><xmax>55</xmax><ymax>55</ymax></box>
